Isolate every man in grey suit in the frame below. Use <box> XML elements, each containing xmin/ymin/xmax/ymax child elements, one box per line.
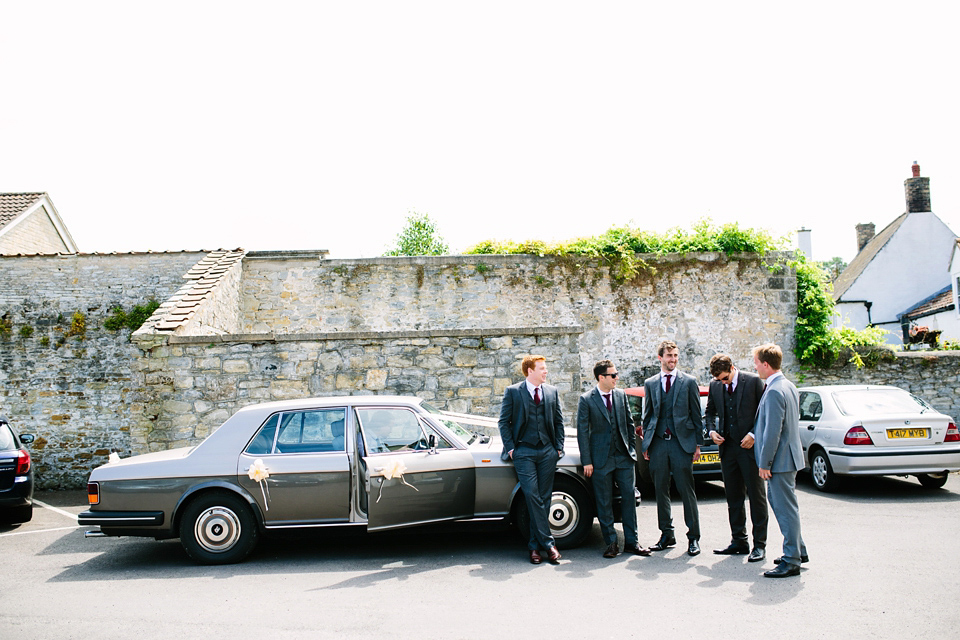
<box><xmin>753</xmin><ymin>343</ymin><xmax>808</xmax><ymax>578</ymax></box>
<box><xmin>498</xmin><ymin>354</ymin><xmax>565</xmax><ymax>565</ymax></box>
<box><xmin>577</xmin><ymin>359</ymin><xmax>651</xmax><ymax>558</ymax></box>
<box><xmin>705</xmin><ymin>353</ymin><xmax>768</xmax><ymax>562</ymax></box>
<box><xmin>640</xmin><ymin>340</ymin><xmax>704</xmax><ymax>556</ymax></box>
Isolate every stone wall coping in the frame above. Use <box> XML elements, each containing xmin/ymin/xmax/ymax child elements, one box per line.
<box><xmin>891</xmin><ymin>350</ymin><xmax>960</xmax><ymax>359</ymax></box>
<box><xmin>165</xmin><ymin>325</ymin><xmax>584</xmax><ymax>344</ymax></box>
<box><xmin>239</xmin><ymin>250</ymin><xmax>794</xmax><ymax>267</ymax></box>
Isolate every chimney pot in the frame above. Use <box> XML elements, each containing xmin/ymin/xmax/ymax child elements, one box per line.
<box><xmin>912</xmin><ymin>161</ymin><xmax>921</xmax><ymax>178</ymax></box>
<box><xmin>855</xmin><ymin>223</ymin><xmax>876</xmax><ymax>253</ymax></box>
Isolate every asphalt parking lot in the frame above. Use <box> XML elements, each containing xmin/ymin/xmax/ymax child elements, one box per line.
<box><xmin>3</xmin><ymin>473</ymin><xmax>959</xmax><ymax>639</ymax></box>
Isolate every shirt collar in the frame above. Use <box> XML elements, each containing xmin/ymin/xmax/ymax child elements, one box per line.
<box><xmin>765</xmin><ymin>371</ymin><xmax>783</xmax><ymax>385</ymax></box>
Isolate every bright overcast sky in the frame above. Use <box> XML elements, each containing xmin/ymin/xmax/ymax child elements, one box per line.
<box><xmin>3</xmin><ymin>1</ymin><xmax>958</xmax><ymax>263</ymax></box>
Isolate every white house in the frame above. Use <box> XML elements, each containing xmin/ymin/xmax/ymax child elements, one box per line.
<box><xmin>832</xmin><ymin>163</ymin><xmax>957</xmax><ymax>345</ymax></box>
<box><xmin>0</xmin><ymin>192</ymin><xmax>77</xmax><ymax>255</ymax></box>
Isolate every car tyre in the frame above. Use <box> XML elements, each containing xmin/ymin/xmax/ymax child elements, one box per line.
<box><xmin>179</xmin><ymin>491</ymin><xmax>259</xmax><ymax>565</ymax></box>
<box><xmin>0</xmin><ymin>504</ymin><xmax>32</xmax><ymax>525</ymax></box>
<box><xmin>514</xmin><ymin>476</ymin><xmax>595</xmax><ymax>550</ymax></box>
<box><xmin>916</xmin><ymin>472</ymin><xmax>949</xmax><ymax>489</ymax></box>
<box><xmin>810</xmin><ymin>449</ymin><xmax>839</xmax><ymax>492</ymax></box>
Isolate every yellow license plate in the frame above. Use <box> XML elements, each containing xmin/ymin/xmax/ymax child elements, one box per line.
<box><xmin>886</xmin><ymin>428</ymin><xmax>928</xmax><ymax>439</ymax></box>
<box><xmin>695</xmin><ymin>452</ymin><xmax>720</xmax><ymax>464</ymax></box>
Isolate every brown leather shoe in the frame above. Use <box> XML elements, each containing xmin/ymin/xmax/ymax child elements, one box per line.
<box><xmin>547</xmin><ymin>546</ymin><xmax>562</xmax><ymax>564</ymax></box>
<box><xmin>603</xmin><ymin>542</ymin><xmax>620</xmax><ymax>558</ymax></box>
<box><xmin>624</xmin><ymin>543</ymin><xmax>652</xmax><ymax>557</ymax></box>
<box><xmin>529</xmin><ymin>549</ymin><xmax>542</xmax><ymax>564</ymax></box>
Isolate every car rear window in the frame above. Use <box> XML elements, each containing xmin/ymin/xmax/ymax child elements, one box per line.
<box><xmin>0</xmin><ymin>425</ymin><xmax>15</xmax><ymax>450</ymax></box>
<box><xmin>832</xmin><ymin>389</ymin><xmax>926</xmax><ymax>416</ymax></box>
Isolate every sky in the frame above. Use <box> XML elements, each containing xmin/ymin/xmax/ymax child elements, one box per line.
<box><xmin>3</xmin><ymin>1</ymin><xmax>959</xmax><ymax>263</ymax></box>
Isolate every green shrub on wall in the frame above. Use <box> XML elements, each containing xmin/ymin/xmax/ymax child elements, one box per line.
<box><xmin>104</xmin><ymin>300</ymin><xmax>160</xmax><ymax>331</ymax></box>
<box><xmin>794</xmin><ymin>256</ymin><xmax>894</xmax><ymax>367</ymax></box>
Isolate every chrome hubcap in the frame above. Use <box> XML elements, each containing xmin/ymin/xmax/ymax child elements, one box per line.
<box><xmin>812</xmin><ymin>456</ymin><xmax>828</xmax><ymax>486</ymax></box>
<box><xmin>194</xmin><ymin>506</ymin><xmax>241</xmax><ymax>553</ymax></box>
<box><xmin>548</xmin><ymin>491</ymin><xmax>580</xmax><ymax>538</ymax></box>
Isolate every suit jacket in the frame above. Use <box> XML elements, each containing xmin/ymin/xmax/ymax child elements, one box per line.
<box><xmin>754</xmin><ymin>374</ymin><xmax>804</xmax><ymax>473</ymax></box>
<box><xmin>640</xmin><ymin>370</ymin><xmax>704</xmax><ymax>455</ymax></box>
<box><xmin>704</xmin><ymin>370</ymin><xmax>765</xmax><ymax>457</ymax></box>
<box><xmin>576</xmin><ymin>387</ymin><xmax>636</xmax><ymax>469</ymax></box>
<box><xmin>498</xmin><ymin>382</ymin><xmax>565</xmax><ymax>461</ymax></box>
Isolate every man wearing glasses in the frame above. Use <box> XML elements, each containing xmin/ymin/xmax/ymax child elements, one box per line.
<box><xmin>577</xmin><ymin>360</ymin><xmax>650</xmax><ymax>558</ymax></box>
<box><xmin>705</xmin><ymin>353</ymin><xmax>768</xmax><ymax>562</ymax></box>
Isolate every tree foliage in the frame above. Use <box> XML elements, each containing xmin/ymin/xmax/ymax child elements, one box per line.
<box><xmin>385</xmin><ymin>212</ymin><xmax>449</xmax><ymax>256</ymax></box>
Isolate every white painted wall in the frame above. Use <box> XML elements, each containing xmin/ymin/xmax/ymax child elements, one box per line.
<box><xmin>840</xmin><ymin>212</ymin><xmax>956</xmax><ymax>328</ymax></box>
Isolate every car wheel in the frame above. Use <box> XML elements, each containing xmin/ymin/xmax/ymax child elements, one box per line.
<box><xmin>179</xmin><ymin>491</ymin><xmax>259</xmax><ymax>565</ymax></box>
<box><xmin>917</xmin><ymin>472</ymin><xmax>949</xmax><ymax>489</ymax></box>
<box><xmin>0</xmin><ymin>504</ymin><xmax>32</xmax><ymax>525</ymax></box>
<box><xmin>514</xmin><ymin>477</ymin><xmax>595</xmax><ymax>550</ymax></box>
<box><xmin>810</xmin><ymin>449</ymin><xmax>839</xmax><ymax>492</ymax></box>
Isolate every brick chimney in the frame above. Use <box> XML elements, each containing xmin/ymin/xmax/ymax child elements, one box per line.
<box><xmin>905</xmin><ymin>161</ymin><xmax>931</xmax><ymax>213</ymax></box>
<box><xmin>856</xmin><ymin>223</ymin><xmax>875</xmax><ymax>252</ymax></box>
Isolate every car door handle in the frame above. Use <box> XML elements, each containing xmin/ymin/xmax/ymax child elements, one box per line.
<box><xmin>807</xmin><ymin>425</ymin><xmax>815</xmax><ymax>430</ymax></box>
<box><xmin>373</xmin><ymin>467</ymin><xmax>385</xmax><ymax>472</ymax></box>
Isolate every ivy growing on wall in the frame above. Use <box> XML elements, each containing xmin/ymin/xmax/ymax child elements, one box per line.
<box><xmin>104</xmin><ymin>300</ymin><xmax>161</xmax><ymax>331</ymax></box>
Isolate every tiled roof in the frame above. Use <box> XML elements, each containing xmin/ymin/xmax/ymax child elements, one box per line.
<box><xmin>145</xmin><ymin>250</ymin><xmax>247</xmax><ymax>332</ymax></box>
<box><xmin>900</xmin><ymin>286</ymin><xmax>955</xmax><ymax>321</ymax></box>
<box><xmin>833</xmin><ymin>213</ymin><xmax>907</xmax><ymax>300</ymax></box>
<box><xmin>0</xmin><ymin>193</ymin><xmax>45</xmax><ymax>229</ymax></box>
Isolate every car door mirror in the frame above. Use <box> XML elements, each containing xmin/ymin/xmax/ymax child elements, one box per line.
<box><xmin>19</xmin><ymin>434</ymin><xmax>35</xmax><ymax>444</ymax></box>
<box><xmin>428</xmin><ymin>434</ymin><xmax>438</xmax><ymax>454</ymax></box>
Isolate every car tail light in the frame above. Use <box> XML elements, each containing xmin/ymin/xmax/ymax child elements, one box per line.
<box><xmin>87</xmin><ymin>482</ymin><xmax>100</xmax><ymax>505</ymax></box>
<box><xmin>15</xmin><ymin>448</ymin><xmax>31</xmax><ymax>475</ymax></box>
<box><xmin>843</xmin><ymin>425</ymin><xmax>874</xmax><ymax>445</ymax></box>
<box><xmin>945</xmin><ymin>423</ymin><xmax>960</xmax><ymax>443</ymax></box>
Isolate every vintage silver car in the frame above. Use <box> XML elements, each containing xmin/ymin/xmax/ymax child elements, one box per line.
<box><xmin>79</xmin><ymin>396</ymin><xmax>602</xmax><ymax>564</ymax></box>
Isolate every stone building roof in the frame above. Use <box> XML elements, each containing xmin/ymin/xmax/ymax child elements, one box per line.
<box><xmin>833</xmin><ymin>213</ymin><xmax>907</xmax><ymax>300</ymax></box>
<box><xmin>0</xmin><ymin>192</ymin><xmax>45</xmax><ymax>229</ymax></box>
<box><xmin>899</xmin><ymin>286</ymin><xmax>955</xmax><ymax>322</ymax></box>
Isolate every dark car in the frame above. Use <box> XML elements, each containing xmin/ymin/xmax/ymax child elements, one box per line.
<box><xmin>624</xmin><ymin>386</ymin><xmax>721</xmax><ymax>495</ymax></box>
<box><xmin>0</xmin><ymin>416</ymin><xmax>35</xmax><ymax>525</ymax></box>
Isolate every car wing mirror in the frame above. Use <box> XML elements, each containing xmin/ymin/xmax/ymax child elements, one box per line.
<box><xmin>20</xmin><ymin>434</ymin><xmax>35</xmax><ymax>444</ymax></box>
<box><xmin>428</xmin><ymin>434</ymin><xmax>438</xmax><ymax>455</ymax></box>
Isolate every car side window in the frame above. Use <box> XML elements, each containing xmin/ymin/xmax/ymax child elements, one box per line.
<box><xmin>357</xmin><ymin>408</ymin><xmax>431</xmax><ymax>454</ymax></box>
<box><xmin>245</xmin><ymin>409</ymin><xmax>347</xmax><ymax>454</ymax></box>
<box><xmin>799</xmin><ymin>392</ymin><xmax>823</xmax><ymax>421</ymax></box>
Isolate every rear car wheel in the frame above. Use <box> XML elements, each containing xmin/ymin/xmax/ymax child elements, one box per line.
<box><xmin>916</xmin><ymin>472</ymin><xmax>949</xmax><ymax>489</ymax></box>
<box><xmin>515</xmin><ymin>476</ymin><xmax>595</xmax><ymax>550</ymax></box>
<box><xmin>179</xmin><ymin>491</ymin><xmax>259</xmax><ymax>565</ymax></box>
<box><xmin>810</xmin><ymin>449</ymin><xmax>839</xmax><ymax>492</ymax></box>
<box><xmin>0</xmin><ymin>504</ymin><xmax>32</xmax><ymax>525</ymax></box>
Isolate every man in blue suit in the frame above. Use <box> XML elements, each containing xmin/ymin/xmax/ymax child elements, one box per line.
<box><xmin>640</xmin><ymin>340</ymin><xmax>704</xmax><ymax>556</ymax></box>
<box><xmin>577</xmin><ymin>359</ymin><xmax>651</xmax><ymax>558</ymax></box>
<box><xmin>753</xmin><ymin>343</ymin><xmax>808</xmax><ymax>578</ymax></box>
<box><xmin>498</xmin><ymin>354</ymin><xmax>565</xmax><ymax>564</ymax></box>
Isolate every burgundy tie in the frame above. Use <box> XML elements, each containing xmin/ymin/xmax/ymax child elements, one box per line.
<box><xmin>534</xmin><ymin>387</ymin><xmax>541</xmax><ymax>405</ymax></box>
<box><xmin>604</xmin><ymin>393</ymin><xmax>612</xmax><ymax>411</ymax></box>
<box><xmin>664</xmin><ymin>374</ymin><xmax>672</xmax><ymax>393</ymax></box>
<box><xmin>727</xmin><ymin>383</ymin><xmax>734</xmax><ymax>395</ymax></box>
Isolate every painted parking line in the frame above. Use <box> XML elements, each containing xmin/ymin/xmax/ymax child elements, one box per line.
<box><xmin>33</xmin><ymin>499</ymin><xmax>80</xmax><ymax>522</ymax></box>
<box><xmin>1</xmin><ymin>525</ymin><xmax>80</xmax><ymax>538</ymax></box>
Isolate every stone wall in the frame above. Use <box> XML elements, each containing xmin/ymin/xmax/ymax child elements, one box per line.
<box><xmin>796</xmin><ymin>351</ymin><xmax>960</xmax><ymax>421</ymax></box>
<box><xmin>0</xmin><ymin>252</ymin><xmax>210</xmax><ymax>488</ymax></box>
<box><xmin>135</xmin><ymin>328</ymin><xmax>581</xmax><ymax>452</ymax></box>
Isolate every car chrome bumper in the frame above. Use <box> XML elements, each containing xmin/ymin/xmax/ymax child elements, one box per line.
<box><xmin>78</xmin><ymin>510</ymin><xmax>165</xmax><ymax>527</ymax></box>
<box><xmin>827</xmin><ymin>446</ymin><xmax>960</xmax><ymax>475</ymax></box>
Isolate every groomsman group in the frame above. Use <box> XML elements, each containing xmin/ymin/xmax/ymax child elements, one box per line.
<box><xmin>498</xmin><ymin>342</ymin><xmax>807</xmax><ymax>578</ymax></box>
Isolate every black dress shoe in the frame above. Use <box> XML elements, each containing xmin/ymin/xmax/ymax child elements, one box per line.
<box><xmin>603</xmin><ymin>542</ymin><xmax>620</xmax><ymax>558</ymax></box>
<box><xmin>764</xmin><ymin>562</ymin><xmax>800</xmax><ymax>578</ymax></box>
<box><xmin>547</xmin><ymin>546</ymin><xmax>562</xmax><ymax>564</ymax></box>
<box><xmin>713</xmin><ymin>543</ymin><xmax>750</xmax><ymax>555</ymax></box>
<box><xmin>747</xmin><ymin>548</ymin><xmax>766</xmax><ymax>563</ymax></box>
<box><xmin>624</xmin><ymin>543</ymin><xmax>652</xmax><ymax>557</ymax></box>
<box><xmin>529</xmin><ymin>549</ymin><xmax>542</xmax><ymax>564</ymax></box>
<box><xmin>649</xmin><ymin>536</ymin><xmax>677</xmax><ymax>551</ymax></box>
<box><xmin>687</xmin><ymin>540</ymin><xmax>701</xmax><ymax>556</ymax></box>
<box><xmin>774</xmin><ymin>554</ymin><xmax>809</xmax><ymax>564</ymax></box>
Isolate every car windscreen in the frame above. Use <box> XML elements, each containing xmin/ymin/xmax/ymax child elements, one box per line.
<box><xmin>832</xmin><ymin>389</ymin><xmax>926</xmax><ymax>416</ymax></box>
<box><xmin>0</xmin><ymin>424</ymin><xmax>14</xmax><ymax>450</ymax></box>
<box><xmin>417</xmin><ymin>401</ymin><xmax>476</xmax><ymax>444</ymax></box>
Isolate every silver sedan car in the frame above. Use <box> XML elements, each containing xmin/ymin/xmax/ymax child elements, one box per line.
<box><xmin>798</xmin><ymin>385</ymin><xmax>960</xmax><ymax>491</ymax></box>
<box><xmin>79</xmin><ymin>396</ymin><xmax>600</xmax><ymax>564</ymax></box>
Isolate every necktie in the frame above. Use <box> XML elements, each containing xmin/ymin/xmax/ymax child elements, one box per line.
<box><xmin>534</xmin><ymin>387</ymin><xmax>541</xmax><ymax>405</ymax></box>
<box><xmin>604</xmin><ymin>393</ymin><xmax>612</xmax><ymax>412</ymax></box>
<box><xmin>727</xmin><ymin>383</ymin><xmax>734</xmax><ymax>395</ymax></box>
<box><xmin>664</xmin><ymin>374</ymin><xmax>672</xmax><ymax>393</ymax></box>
